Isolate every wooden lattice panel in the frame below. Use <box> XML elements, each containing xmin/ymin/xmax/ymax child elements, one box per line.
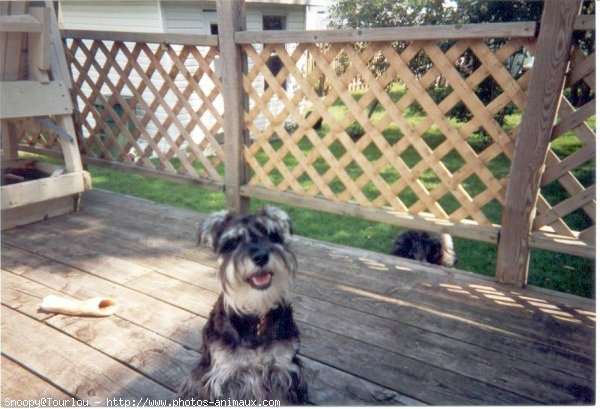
<box><xmin>21</xmin><ymin>37</ymin><xmax>225</xmax><ymax>185</ymax></box>
<box><xmin>534</xmin><ymin>20</ymin><xmax>596</xmax><ymax>245</ymax></box>
<box><xmin>243</xmin><ymin>38</ymin><xmax>533</xmax><ymax>229</ymax></box>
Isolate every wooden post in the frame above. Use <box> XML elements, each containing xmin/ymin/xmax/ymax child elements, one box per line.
<box><xmin>495</xmin><ymin>0</ymin><xmax>581</xmax><ymax>286</ymax></box>
<box><xmin>1</xmin><ymin>120</ymin><xmax>19</xmax><ymax>160</ymax></box>
<box><xmin>217</xmin><ymin>0</ymin><xmax>250</xmax><ymax>215</ymax></box>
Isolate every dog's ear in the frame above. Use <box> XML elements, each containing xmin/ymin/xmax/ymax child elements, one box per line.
<box><xmin>197</xmin><ymin>210</ymin><xmax>233</xmax><ymax>251</ymax></box>
<box><xmin>259</xmin><ymin>205</ymin><xmax>293</xmax><ymax>240</ymax></box>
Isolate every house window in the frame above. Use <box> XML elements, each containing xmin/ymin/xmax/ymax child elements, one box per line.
<box><xmin>263</xmin><ymin>15</ymin><xmax>285</xmax><ymax>30</ymax></box>
<box><xmin>210</xmin><ymin>24</ymin><xmax>218</xmax><ymax>35</ymax></box>
<box><xmin>263</xmin><ymin>15</ymin><xmax>286</xmax><ymax>90</ymax></box>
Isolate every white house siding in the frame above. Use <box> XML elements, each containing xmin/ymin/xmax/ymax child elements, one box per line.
<box><xmin>60</xmin><ymin>1</ymin><xmax>162</xmax><ymax>32</ymax></box>
<box><xmin>306</xmin><ymin>0</ymin><xmax>333</xmax><ymax>30</ymax></box>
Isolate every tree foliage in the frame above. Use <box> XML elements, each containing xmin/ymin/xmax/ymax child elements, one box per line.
<box><xmin>328</xmin><ymin>0</ymin><xmax>545</xmax><ymax>29</ymax></box>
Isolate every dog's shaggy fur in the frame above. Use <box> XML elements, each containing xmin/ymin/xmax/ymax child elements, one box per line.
<box><xmin>391</xmin><ymin>230</ymin><xmax>458</xmax><ymax>267</ymax></box>
<box><xmin>179</xmin><ymin>206</ymin><xmax>308</xmax><ymax>404</ymax></box>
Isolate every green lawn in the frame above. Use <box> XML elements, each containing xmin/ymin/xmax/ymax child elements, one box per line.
<box><xmin>89</xmin><ymin>164</ymin><xmax>594</xmax><ymax>298</ymax></box>
<box><xmin>33</xmin><ymin>84</ymin><xmax>596</xmax><ymax>298</ymax></box>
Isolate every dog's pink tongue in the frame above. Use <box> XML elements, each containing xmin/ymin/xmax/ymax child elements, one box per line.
<box><xmin>252</xmin><ymin>272</ymin><xmax>271</xmax><ymax>286</ymax></box>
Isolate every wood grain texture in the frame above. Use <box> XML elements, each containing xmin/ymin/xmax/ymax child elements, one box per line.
<box><xmin>1</xmin><ymin>195</ymin><xmax>76</xmax><ymax>231</ymax></box>
<box><xmin>0</xmin><ymin>14</ymin><xmax>42</xmax><ymax>33</ymax></box>
<box><xmin>1</xmin><ymin>306</ymin><xmax>175</xmax><ymax>402</ymax></box>
<box><xmin>217</xmin><ymin>0</ymin><xmax>250</xmax><ymax>214</ymax></box>
<box><xmin>61</xmin><ymin>29</ymin><xmax>218</xmax><ymax>46</ymax></box>
<box><xmin>235</xmin><ymin>22</ymin><xmax>537</xmax><ymax>44</ymax></box>
<box><xmin>496</xmin><ymin>0</ymin><xmax>582</xmax><ymax>286</ymax></box>
<box><xmin>1</xmin><ymin>357</ymin><xmax>71</xmax><ymax>402</ymax></box>
<box><xmin>0</xmin><ymin>81</ymin><xmax>71</xmax><ymax>119</ymax></box>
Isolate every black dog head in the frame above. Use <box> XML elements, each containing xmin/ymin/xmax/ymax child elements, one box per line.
<box><xmin>392</xmin><ymin>230</ymin><xmax>458</xmax><ymax>267</ymax></box>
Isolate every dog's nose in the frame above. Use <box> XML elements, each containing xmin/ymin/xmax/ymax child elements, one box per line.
<box><xmin>252</xmin><ymin>250</ymin><xmax>269</xmax><ymax>267</ymax></box>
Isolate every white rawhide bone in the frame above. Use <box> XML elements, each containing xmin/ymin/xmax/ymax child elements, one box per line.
<box><xmin>40</xmin><ymin>295</ymin><xmax>119</xmax><ymax>317</ymax></box>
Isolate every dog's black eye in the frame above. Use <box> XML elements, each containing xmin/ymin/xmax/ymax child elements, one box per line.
<box><xmin>220</xmin><ymin>237</ymin><xmax>240</xmax><ymax>253</ymax></box>
<box><xmin>268</xmin><ymin>231</ymin><xmax>283</xmax><ymax>244</ymax></box>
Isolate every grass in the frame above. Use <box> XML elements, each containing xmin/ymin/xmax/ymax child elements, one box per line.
<box><xmin>89</xmin><ymin>164</ymin><xmax>594</xmax><ymax>298</ymax></box>
<box><xmin>30</xmin><ymin>84</ymin><xmax>595</xmax><ymax>298</ymax></box>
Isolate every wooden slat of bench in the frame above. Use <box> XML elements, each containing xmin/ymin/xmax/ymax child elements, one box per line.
<box><xmin>0</xmin><ymin>81</ymin><xmax>71</xmax><ymax>119</ymax></box>
<box><xmin>1</xmin><ymin>244</ymin><xmax>415</xmax><ymax>406</ymax></box>
<box><xmin>1</xmin><ymin>357</ymin><xmax>71</xmax><ymax>403</ymax></box>
<box><xmin>1</xmin><ymin>196</ymin><xmax>76</xmax><ymax>231</ymax></box>
<box><xmin>1</xmin><ymin>305</ymin><xmax>174</xmax><ymax>403</ymax></box>
<box><xmin>0</xmin><ymin>14</ymin><xmax>42</xmax><ymax>33</ymax></box>
<box><xmin>1</xmin><ymin>172</ymin><xmax>84</xmax><ymax>210</ymax></box>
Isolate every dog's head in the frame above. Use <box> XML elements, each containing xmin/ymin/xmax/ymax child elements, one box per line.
<box><xmin>392</xmin><ymin>230</ymin><xmax>458</xmax><ymax>268</ymax></box>
<box><xmin>198</xmin><ymin>206</ymin><xmax>296</xmax><ymax>316</ymax></box>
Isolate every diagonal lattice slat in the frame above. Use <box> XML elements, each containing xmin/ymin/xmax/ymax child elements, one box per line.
<box><xmin>23</xmin><ymin>37</ymin><xmax>225</xmax><ymax>184</ymax></box>
<box><xmin>534</xmin><ymin>30</ymin><xmax>596</xmax><ymax>242</ymax></box>
<box><xmin>244</xmin><ymin>37</ymin><xmax>534</xmax><ymax>228</ymax></box>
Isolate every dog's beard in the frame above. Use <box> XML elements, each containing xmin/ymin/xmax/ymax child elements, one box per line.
<box><xmin>219</xmin><ymin>248</ymin><xmax>295</xmax><ymax>316</ymax></box>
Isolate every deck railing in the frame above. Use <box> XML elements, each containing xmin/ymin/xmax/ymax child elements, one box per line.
<box><xmin>19</xmin><ymin>0</ymin><xmax>594</xmax><ymax>287</ymax></box>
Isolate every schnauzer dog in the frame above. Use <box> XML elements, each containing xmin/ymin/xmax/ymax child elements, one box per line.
<box><xmin>391</xmin><ymin>230</ymin><xmax>458</xmax><ymax>267</ymax></box>
<box><xmin>179</xmin><ymin>206</ymin><xmax>308</xmax><ymax>404</ymax></box>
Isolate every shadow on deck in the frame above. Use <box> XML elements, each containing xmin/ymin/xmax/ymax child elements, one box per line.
<box><xmin>1</xmin><ymin>189</ymin><xmax>595</xmax><ymax>405</ymax></box>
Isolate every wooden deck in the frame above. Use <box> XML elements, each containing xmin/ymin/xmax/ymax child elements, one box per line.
<box><xmin>1</xmin><ymin>189</ymin><xmax>595</xmax><ymax>405</ymax></box>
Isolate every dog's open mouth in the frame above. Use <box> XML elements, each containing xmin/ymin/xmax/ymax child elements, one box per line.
<box><xmin>247</xmin><ymin>271</ymin><xmax>273</xmax><ymax>290</ymax></box>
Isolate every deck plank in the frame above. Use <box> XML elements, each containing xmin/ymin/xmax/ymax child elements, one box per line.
<box><xmin>2</xmin><ymin>269</ymin><xmax>59</xmax><ymax>321</ymax></box>
<box><xmin>1</xmin><ymin>357</ymin><xmax>72</xmax><ymax>403</ymax></box>
<box><xmin>46</xmin><ymin>314</ymin><xmax>199</xmax><ymax>392</ymax></box>
<box><xmin>1</xmin><ymin>189</ymin><xmax>594</xmax><ymax>405</ymax></box>
<box><xmin>1</xmin><ymin>305</ymin><xmax>175</xmax><ymax>403</ymax></box>
<box><xmin>1</xmin><ymin>244</ymin><xmax>206</xmax><ymax>350</ymax></box>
